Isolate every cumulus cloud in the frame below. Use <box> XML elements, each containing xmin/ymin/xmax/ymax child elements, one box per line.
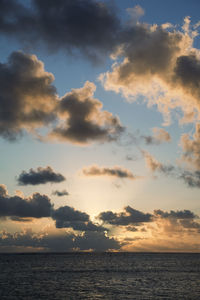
<box><xmin>52</xmin><ymin>205</ymin><xmax>105</xmax><ymax>232</ymax></box>
<box><xmin>0</xmin><ymin>52</ymin><xmax>124</xmax><ymax>145</ymax></box>
<box><xmin>0</xmin><ymin>51</ymin><xmax>57</xmax><ymax>140</ymax></box>
<box><xmin>52</xmin><ymin>190</ymin><xmax>69</xmax><ymax>197</ymax></box>
<box><xmin>50</xmin><ymin>81</ymin><xmax>124</xmax><ymax>145</ymax></box>
<box><xmin>0</xmin><ymin>184</ymin><xmax>52</xmax><ymax>219</ymax></box>
<box><xmin>0</xmin><ymin>0</ymin><xmax>120</xmax><ymax>62</ymax></box>
<box><xmin>98</xmin><ymin>206</ymin><xmax>152</xmax><ymax>226</ymax></box>
<box><xmin>100</xmin><ymin>16</ymin><xmax>200</xmax><ymax>123</ymax></box>
<box><xmin>0</xmin><ymin>185</ymin><xmax>105</xmax><ymax>232</ymax></box>
<box><xmin>143</xmin><ymin>128</ymin><xmax>171</xmax><ymax>145</ymax></box>
<box><xmin>17</xmin><ymin>166</ymin><xmax>65</xmax><ymax>185</ymax></box>
<box><xmin>82</xmin><ymin>164</ymin><xmax>137</xmax><ymax>180</ymax></box>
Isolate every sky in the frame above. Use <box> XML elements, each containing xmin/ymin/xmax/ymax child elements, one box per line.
<box><xmin>0</xmin><ymin>0</ymin><xmax>200</xmax><ymax>252</ymax></box>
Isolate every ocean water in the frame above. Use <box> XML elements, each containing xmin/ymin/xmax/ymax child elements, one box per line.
<box><xmin>0</xmin><ymin>253</ymin><xmax>200</xmax><ymax>299</ymax></box>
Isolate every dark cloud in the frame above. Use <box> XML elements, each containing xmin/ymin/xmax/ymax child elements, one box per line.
<box><xmin>0</xmin><ymin>52</ymin><xmax>124</xmax><ymax>144</ymax></box>
<box><xmin>52</xmin><ymin>190</ymin><xmax>69</xmax><ymax>197</ymax></box>
<box><xmin>153</xmin><ymin>209</ymin><xmax>200</xmax><ymax>234</ymax></box>
<box><xmin>17</xmin><ymin>166</ymin><xmax>65</xmax><ymax>185</ymax></box>
<box><xmin>0</xmin><ymin>0</ymin><xmax>120</xmax><ymax>62</ymax></box>
<box><xmin>98</xmin><ymin>206</ymin><xmax>152</xmax><ymax>226</ymax></box>
<box><xmin>82</xmin><ymin>164</ymin><xmax>137</xmax><ymax>180</ymax></box>
<box><xmin>0</xmin><ymin>229</ymin><xmax>120</xmax><ymax>252</ymax></box>
<box><xmin>174</xmin><ymin>54</ymin><xmax>200</xmax><ymax>101</ymax></box>
<box><xmin>0</xmin><ymin>51</ymin><xmax>57</xmax><ymax>140</ymax></box>
<box><xmin>0</xmin><ymin>184</ymin><xmax>106</xmax><ymax>232</ymax></box>
<box><xmin>50</xmin><ymin>81</ymin><xmax>124</xmax><ymax>145</ymax></box>
<box><xmin>180</xmin><ymin>170</ymin><xmax>200</xmax><ymax>188</ymax></box>
<box><xmin>52</xmin><ymin>205</ymin><xmax>105</xmax><ymax>232</ymax></box>
<box><xmin>179</xmin><ymin>219</ymin><xmax>200</xmax><ymax>232</ymax></box>
<box><xmin>0</xmin><ymin>184</ymin><xmax>52</xmax><ymax>218</ymax></box>
<box><xmin>0</xmin><ymin>0</ymin><xmax>33</xmax><ymax>36</ymax></box>
<box><xmin>154</xmin><ymin>209</ymin><xmax>196</xmax><ymax>220</ymax></box>
<box><xmin>74</xmin><ymin>231</ymin><xmax>120</xmax><ymax>251</ymax></box>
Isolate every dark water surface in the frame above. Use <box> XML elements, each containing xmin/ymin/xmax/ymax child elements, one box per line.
<box><xmin>0</xmin><ymin>252</ymin><xmax>200</xmax><ymax>299</ymax></box>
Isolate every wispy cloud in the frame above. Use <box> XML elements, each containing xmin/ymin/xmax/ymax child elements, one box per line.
<box><xmin>82</xmin><ymin>165</ymin><xmax>138</xmax><ymax>180</ymax></box>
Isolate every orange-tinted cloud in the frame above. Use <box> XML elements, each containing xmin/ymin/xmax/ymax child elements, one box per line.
<box><xmin>100</xmin><ymin>17</ymin><xmax>200</xmax><ymax>124</ymax></box>
<box><xmin>82</xmin><ymin>165</ymin><xmax>137</xmax><ymax>180</ymax></box>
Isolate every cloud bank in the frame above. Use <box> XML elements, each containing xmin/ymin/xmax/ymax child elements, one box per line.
<box><xmin>0</xmin><ymin>186</ymin><xmax>199</xmax><ymax>252</ymax></box>
<box><xmin>0</xmin><ymin>229</ymin><xmax>120</xmax><ymax>252</ymax></box>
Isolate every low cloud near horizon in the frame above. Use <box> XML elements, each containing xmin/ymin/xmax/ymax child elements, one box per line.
<box><xmin>0</xmin><ymin>186</ymin><xmax>199</xmax><ymax>252</ymax></box>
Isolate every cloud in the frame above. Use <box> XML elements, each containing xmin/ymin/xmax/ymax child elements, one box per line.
<box><xmin>0</xmin><ymin>52</ymin><xmax>124</xmax><ymax>145</ymax></box>
<box><xmin>0</xmin><ymin>184</ymin><xmax>52</xmax><ymax>219</ymax></box>
<box><xmin>74</xmin><ymin>231</ymin><xmax>120</xmax><ymax>251</ymax></box>
<box><xmin>17</xmin><ymin>166</ymin><xmax>65</xmax><ymax>185</ymax></box>
<box><xmin>126</xmin><ymin>5</ymin><xmax>144</xmax><ymax>24</ymax></box>
<box><xmin>50</xmin><ymin>81</ymin><xmax>124</xmax><ymax>145</ymax></box>
<box><xmin>0</xmin><ymin>184</ymin><xmax>106</xmax><ymax>232</ymax></box>
<box><xmin>100</xmin><ymin>16</ymin><xmax>200</xmax><ymax>123</ymax></box>
<box><xmin>154</xmin><ymin>209</ymin><xmax>197</xmax><ymax>220</ymax></box>
<box><xmin>0</xmin><ymin>0</ymin><xmax>120</xmax><ymax>62</ymax></box>
<box><xmin>0</xmin><ymin>51</ymin><xmax>57</xmax><ymax>140</ymax></box>
<box><xmin>0</xmin><ymin>229</ymin><xmax>120</xmax><ymax>252</ymax></box>
<box><xmin>52</xmin><ymin>205</ymin><xmax>105</xmax><ymax>232</ymax></box>
<box><xmin>152</xmin><ymin>209</ymin><xmax>200</xmax><ymax>237</ymax></box>
<box><xmin>52</xmin><ymin>190</ymin><xmax>69</xmax><ymax>197</ymax></box>
<box><xmin>143</xmin><ymin>151</ymin><xmax>174</xmax><ymax>174</ymax></box>
<box><xmin>82</xmin><ymin>164</ymin><xmax>137</xmax><ymax>180</ymax></box>
<box><xmin>181</xmin><ymin>123</ymin><xmax>200</xmax><ymax>170</ymax></box>
<box><xmin>180</xmin><ymin>170</ymin><xmax>200</xmax><ymax>188</ymax></box>
<box><xmin>143</xmin><ymin>150</ymin><xmax>200</xmax><ymax>188</ymax></box>
<box><xmin>98</xmin><ymin>206</ymin><xmax>152</xmax><ymax>226</ymax></box>
<box><xmin>1</xmin><ymin>203</ymin><xmax>200</xmax><ymax>252</ymax></box>
<box><xmin>142</xmin><ymin>128</ymin><xmax>171</xmax><ymax>145</ymax></box>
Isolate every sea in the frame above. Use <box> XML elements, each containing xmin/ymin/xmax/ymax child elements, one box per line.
<box><xmin>0</xmin><ymin>252</ymin><xmax>200</xmax><ymax>299</ymax></box>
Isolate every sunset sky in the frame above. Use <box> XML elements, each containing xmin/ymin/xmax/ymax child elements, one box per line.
<box><xmin>0</xmin><ymin>0</ymin><xmax>200</xmax><ymax>252</ymax></box>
